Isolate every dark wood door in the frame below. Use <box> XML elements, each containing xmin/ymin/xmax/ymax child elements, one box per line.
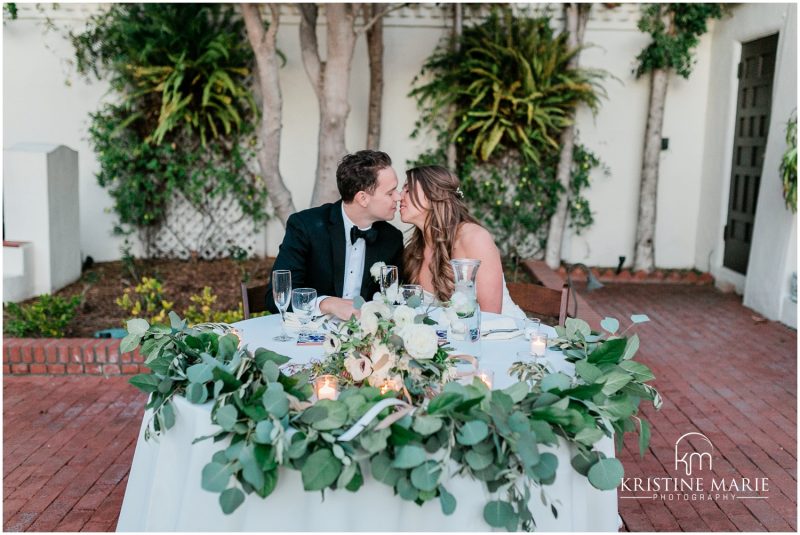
<box><xmin>723</xmin><ymin>34</ymin><xmax>779</xmax><ymax>274</ymax></box>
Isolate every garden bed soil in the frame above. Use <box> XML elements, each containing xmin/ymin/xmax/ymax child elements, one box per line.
<box><xmin>7</xmin><ymin>257</ymin><xmax>541</xmax><ymax>338</ymax></box>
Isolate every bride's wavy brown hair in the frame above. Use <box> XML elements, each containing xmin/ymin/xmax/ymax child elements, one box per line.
<box><xmin>403</xmin><ymin>165</ymin><xmax>479</xmax><ymax>301</ymax></box>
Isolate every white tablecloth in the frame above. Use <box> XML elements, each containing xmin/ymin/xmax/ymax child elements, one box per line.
<box><xmin>117</xmin><ymin>314</ymin><xmax>619</xmax><ymax>532</ymax></box>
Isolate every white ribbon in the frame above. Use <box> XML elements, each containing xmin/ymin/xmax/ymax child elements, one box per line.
<box><xmin>337</xmin><ymin>398</ymin><xmax>412</xmax><ymax>442</ymax></box>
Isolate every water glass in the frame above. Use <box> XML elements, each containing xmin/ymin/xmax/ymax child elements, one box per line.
<box><xmin>523</xmin><ymin>317</ymin><xmax>541</xmax><ymax>340</ymax></box>
<box><xmin>272</xmin><ymin>270</ymin><xmax>292</xmax><ymax>342</ymax></box>
<box><xmin>400</xmin><ymin>284</ymin><xmax>424</xmax><ymax>307</ymax></box>
<box><xmin>380</xmin><ymin>265</ymin><xmax>399</xmax><ymax>302</ymax></box>
<box><xmin>291</xmin><ymin>288</ymin><xmax>317</xmax><ymax>334</ymax></box>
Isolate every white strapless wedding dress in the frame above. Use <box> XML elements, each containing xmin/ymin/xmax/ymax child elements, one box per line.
<box><xmin>423</xmin><ymin>276</ymin><xmax>525</xmax><ymax>319</ymax></box>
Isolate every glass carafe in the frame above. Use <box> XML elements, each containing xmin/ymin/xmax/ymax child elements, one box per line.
<box><xmin>449</xmin><ymin>258</ymin><xmax>481</xmax><ymax>342</ymax></box>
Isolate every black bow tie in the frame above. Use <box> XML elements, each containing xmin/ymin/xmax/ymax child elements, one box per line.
<box><xmin>350</xmin><ymin>226</ymin><xmax>378</xmax><ymax>245</ymax></box>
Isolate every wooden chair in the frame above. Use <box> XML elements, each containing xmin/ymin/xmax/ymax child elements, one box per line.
<box><xmin>241</xmin><ymin>283</ymin><xmax>269</xmax><ymax>320</ymax></box>
<box><xmin>506</xmin><ymin>282</ymin><xmax>569</xmax><ymax>326</ymax></box>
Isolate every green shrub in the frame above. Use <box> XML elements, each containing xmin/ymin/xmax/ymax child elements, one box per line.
<box><xmin>781</xmin><ymin>114</ymin><xmax>797</xmax><ymax>213</ymax></box>
<box><xmin>4</xmin><ymin>295</ymin><xmax>81</xmax><ymax>338</ymax></box>
<box><xmin>116</xmin><ymin>276</ymin><xmax>174</xmax><ymax>326</ymax></box>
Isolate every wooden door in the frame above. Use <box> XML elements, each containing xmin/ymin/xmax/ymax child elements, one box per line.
<box><xmin>723</xmin><ymin>34</ymin><xmax>778</xmax><ymax>274</ymax></box>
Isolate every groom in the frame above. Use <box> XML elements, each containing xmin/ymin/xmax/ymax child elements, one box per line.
<box><xmin>265</xmin><ymin>150</ymin><xmax>404</xmax><ymax>320</ymax></box>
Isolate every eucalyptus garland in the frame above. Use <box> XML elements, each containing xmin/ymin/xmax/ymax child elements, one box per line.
<box><xmin>126</xmin><ymin>313</ymin><xmax>660</xmax><ymax>531</ymax></box>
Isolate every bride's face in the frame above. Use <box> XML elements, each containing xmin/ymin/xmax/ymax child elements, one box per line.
<box><xmin>399</xmin><ymin>181</ymin><xmax>429</xmax><ymax>227</ymax></box>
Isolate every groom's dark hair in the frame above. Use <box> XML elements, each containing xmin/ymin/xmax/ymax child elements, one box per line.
<box><xmin>337</xmin><ymin>150</ymin><xmax>392</xmax><ymax>202</ymax></box>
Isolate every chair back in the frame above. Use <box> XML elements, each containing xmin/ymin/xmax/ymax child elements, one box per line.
<box><xmin>506</xmin><ymin>282</ymin><xmax>569</xmax><ymax>326</ymax></box>
<box><xmin>241</xmin><ymin>283</ymin><xmax>269</xmax><ymax>320</ymax></box>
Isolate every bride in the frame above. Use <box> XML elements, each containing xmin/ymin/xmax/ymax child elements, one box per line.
<box><xmin>399</xmin><ymin>165</ymin><xmax>525</xmax><ymax>319</ymax></box>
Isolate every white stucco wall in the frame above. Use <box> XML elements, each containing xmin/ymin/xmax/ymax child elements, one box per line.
<box><xmin>2</xmin><ymin>2</ymin><xmax>796</xmax><ymax>309</ymax></box>
<box><xmin>695</xmin><ymin>3</ymin><xmax>797</xmax><ymax>325</ymax></box>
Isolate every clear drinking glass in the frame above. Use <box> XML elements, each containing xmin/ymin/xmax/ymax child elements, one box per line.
<box><xmin>380</xmin><ymin>265</ymin><xmax>399</xmax><ymax>302</ymax></box>
<box><xmin>272</xmin><ymin>270</ymin><xmax>292</xmax><ymax>341</ymax></box>
<box><xmin>523</xmin><ymin>317</ymin><xmax>541</xmax><ymax>340</ymax></box>
<box><xmin>400</xmin><ymin>284</ymin><xmax>424</xmax><ymax>307</ymax></box>
<box><xmin>291</xmin><ymin>288</ymin><xmax>317</xmax><ymax>335</ymax></box>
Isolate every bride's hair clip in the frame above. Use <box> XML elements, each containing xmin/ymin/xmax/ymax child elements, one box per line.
<box><xmin>455</xmin><ymin>187</ymin><xmax>464</xmax><ymax>199</ymax></box>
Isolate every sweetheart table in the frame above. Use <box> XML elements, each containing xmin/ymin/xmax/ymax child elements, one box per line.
<box><xmin>116</xmin><ymin>313</ymin><xmax>619</xmax><ymax>532</ymax></box>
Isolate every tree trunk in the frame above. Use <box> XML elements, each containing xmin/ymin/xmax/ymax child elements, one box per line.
<box><xmin>446</xmin><ymin>3</ymin><xmax>463</xmax><ymax>170</ymax></box>
<box><xmin>364</xmin><ymin>4</ymin><xmax>383</xmax><ymax>150</ymax></box>
<box><xmin>299</xmin><ymin>3</ymin><xmax>357</xmax><ymax>207</ymax></box>
<box><xmin>633</xmin><ymin>67</ymin><xmax>669</xmax><ymax>272</ymax></box>
<box><xmin>241</xmin><ymin>3</ymin><xmax>296</xmax><ymax>226</ymax></box>
<box><xmin>544</xmin><ymin>4</ymin><xmax>590</xmax><ymax>269</ymax></box>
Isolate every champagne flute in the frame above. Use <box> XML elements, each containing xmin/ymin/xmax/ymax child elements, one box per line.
<box><xmin>272</xmin><ymin>270</ymin><xmax>292</xmax><ymax>341</ymax></box>
<box><xmin>400</xmin><ymin>284</ymin><xmax>424</xmax><ymax>308</ymax></box>
<box><xmin>291</xmin><ymin>288</ymin><xmax>317</xmax><ymax>335</ymax></box>
<box><xmin>380</xmin><ymin>265</ymin><xmax>399</xmax><ymax>303</ymax></box>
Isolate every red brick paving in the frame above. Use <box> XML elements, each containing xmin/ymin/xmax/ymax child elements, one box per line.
<box><xmin>581</xmin><ymin>283</ymin><xmax>796</xmax><ymax>532</ymax></box>
<box><xmin>2</xmin><ymin>283</ymin><xmax>796</xmax><ymax>531</ymax></box>
<box><xmin>3</xmin><ymin>376</ymin><xmax>145</xmax><ymax>532</ymax></box>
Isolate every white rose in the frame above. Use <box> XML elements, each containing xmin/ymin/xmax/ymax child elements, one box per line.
<box><xmin>370</xmin><ymin>261</ymin><xmax>386</xmax><ymax>282</ymax></box>
<box><xmin>344</xmin><ymin>355</ymin><xmax>372</xmax><ymax>382</ymax></box>
<box><xmin>362</xmin><ymin>300</ymin><xmax>392</xmax><ymax>319</ymax></box>
<box><xmin>359</xmin><ymin>311</ymin><xmax>379</xmax><ymax>336</ymax></box>
<box><xmin>393</xmin><ymin>305</ymin><xmax>416</xmax><ymax>328</ymax></box>
<box><xmin>323</xmin><ymin>333</ymin><xmax>341</xmax><ymax>355</ymax></box>
<box><xmin>401</xmin><ymin>324</ymin><xmax>439</xmax><ymax>360</ymax></box>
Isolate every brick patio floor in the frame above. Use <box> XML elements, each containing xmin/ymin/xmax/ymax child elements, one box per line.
<box><xmin>2</xmin><ymin>283</ymin><xmax>796</xmax><ymax>531</ymax></box>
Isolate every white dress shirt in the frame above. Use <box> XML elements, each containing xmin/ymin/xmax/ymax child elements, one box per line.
<box><xmin>316</xmin><ymin>204</ymin><xmax>371</xmax><ymax>313</ymax></box>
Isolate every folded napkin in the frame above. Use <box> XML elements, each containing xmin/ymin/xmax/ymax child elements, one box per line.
<box><xmin>283</xmin><ymin>312</ymin><xmax>327</xmax><ymax>331</ymax></box>
<box><xmin>480</xmin><ymin>317</ymin><xmax>521</xmax><ymax>340</ymax></box>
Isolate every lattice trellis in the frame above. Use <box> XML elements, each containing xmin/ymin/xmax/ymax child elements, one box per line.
<box><xmin>140</xmin><ymin>188</ymin><xmax>261</xmax><ymax>260</ymax></box>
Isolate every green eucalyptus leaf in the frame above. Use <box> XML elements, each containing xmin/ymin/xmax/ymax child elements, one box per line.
<box><xmin>262</xmin><ymin>386</ymin><xmax>289</xmax><ymax>418</ymax></box>
<box><xmin>587</xmin><ymin>458</ymin><xmax>624</xmax><ymax>490</ymax></box>
<box><xmin>396</xmin><ymin>477</ymin><xmax>419</xmax><ymax>501</ymax></box>
<box><xmin>483</xmin><ymin>500</ymin><xmax>515</xmax><ymax>528</ymax></box>
<box><xmin>456</xmin><ymin>420</ymin><xmax>489</xmax><ymax>446</ymax></box>
<box><xmin>410</xmin><ymin>461</ymin><xmax>442</xmax><ymax>491</ymax></box>
<box><xmin>565</xmin><ymin>317</ymin><xmax>591</xmax><ymax>338</ymax></box>
<box><xmin>502</xmin><ymin>381</ymin><xmax>529</xmax><ymax>403</ymax></box>
<box><xmin>219</xmin><ymin>487</ymin><xmax>245</xmax><ymax>514</ymax></box>
<box><xmin>261</xmin><ymin>360</ymin><xmax>280</xmax><ymax>383</ymax></box>
<box><xmin>575</xmin><ymin>360</ymin><xmax>603</xmax><ymax>383</ymax></box>
<box><xmin>621</xmin><ymin>334</ymin><xmax>640</xmax><ymax>361</ymax></box>
<box><xmin>532</xmin><ymin>452</ymin><xmax>558</xmax><ymax>484</ymax></box>
<box><xmin>239</xmin><ymin>444</ymin><xmax>265</xmax><ymax>490</ymax></box>
<box><xmin>186</xmin><ymin>382</ymin><xmax>208</xmax><ymax>404</ymax></box>
<box><xmin>464</xmin><ymin>449</ymin><xmax>494</xmax><ymax>471</ymax></box>
<box><xmin>587</xmin><ymin>338</ymin><xmax>627</xmax><ymax>365</ymax></box>
<box><xmin>218</xmin><ymin>333</ymin><xmax>238</xmax><ymax>359</ymax></box>
<box><xmin>427</xmin><ymin>392</ymin><xmax>463</xmax><ymax>414</ymax></box>
<box><xmin>301</xmin><ymin>449</ymin><xmax>342</xmax><ymax>491</ymax></box>
<box><xmin>201</xmin><ymin>462</ymin><xmax>231</xmax><ymax>492</ymax></box>
<box><xmin>254</xmin><ymin>348</ymin><xmax>291</xmax><ymax>368</ymax></box>
<box><xmin>571</xmin><ymin>450</ymin><xmax>604</xmax><ymax>476</ymax></box>
<box><xmin>600</xmin><ymin>317</ymin><xmax>619</xmax><ymax>334</ymax></box>
<box><xmin>630</xmin><ymin>314</ymin><xmax>650</xmax><ymax>324</ymax></box>
<box><xmin>359</xmin><ymin>426</ymin><xmax>391</xmax><ymax>454</ymax></box>
<box><xmin>574</xmin><ymin>426</ymin><xmax>605</xmax><ymax>446</ymax></box>
<box><xmin>370</xmin><ymin>451</ymin><xmax>401</xmax><ymax>486</ymax></box>
<box><xmin>540</xmin><ymin>372</ymin><xmax>571</xmax><ymax>393</ymax></box>
<box><xmin>412</xmin><ymin>415</ymin><xmax>443</xmax><ymax>436</ymax></box>
<box><xmin>254</xmin><ymin>420</ymin><xmax>274</xmax><ymax>444</ymax></box>
<box><xmin>392</xmin><ymin>445</ymin><xmax>427</xmax><ymax>469</ymax></box>
<box><xmin>215</xmin><ymin>404</ymin><xmax>238</xmax><ymax>431</ymax></box>
<box><xmin>353</xmin><ymin>296</ymin><xmax>366</xmax><ymax>309</ymax></box>
<box><xmin>161</xmin><ymin>400</ymin><xmax>175</xmax><ymax>429</ymax></box>
<box><xmin>638</xmin><ymin>418</ymin><xmax>651</xmax><ymax>457</ymax></box>
<box><xmin>311</xmin><ymin>400</ymin><xmax>348</xmax><ymax>431</ymax></box>
<box><xmin>169</xmin><ymin>311</ymin><xmax>184</xmax><ymax>330</ymax></box>
<box><xmin>439</xmin><ymin>485</ymin><xmax>457</xmax><ymax>515</ymax></box>
<box><xmin>187</xmin><ymin>363</ymin><xmax>214</xmax><ymax>384</ymax></box>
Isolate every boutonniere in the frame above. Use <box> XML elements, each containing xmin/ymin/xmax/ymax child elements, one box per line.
<box><xmin>369</xmin><ymin>261</ymin><xmax>386</xmax><ymax>282</ymax></box>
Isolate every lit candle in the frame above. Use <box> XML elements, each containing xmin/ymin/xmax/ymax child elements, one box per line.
<box><xmin>314</xmin><ymin>375</ymin><xmax>339</xmax><ymax>401</ymax></box>
<box><xmin>530</xmin><ymin>333</ymin><xmax>548</xmax><ymax>358</ymax></box>
<box><xmin>476</xmin><ymin>370</ymin><xmax>494</xmax><ymax>389</ymax></box>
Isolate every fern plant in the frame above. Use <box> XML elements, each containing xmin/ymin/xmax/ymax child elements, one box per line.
<box><xmin>411</xmin><ymin>9</ymin><xmax>605</xmax><ymax>165</ymax></box>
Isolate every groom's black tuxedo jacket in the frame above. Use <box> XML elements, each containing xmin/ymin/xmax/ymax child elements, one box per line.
<box><xmin>265</xmin><ymin>200</ymin><xmax>404</xmax><ymax>313</ymax></box>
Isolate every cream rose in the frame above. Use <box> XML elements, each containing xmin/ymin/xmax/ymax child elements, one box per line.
<box><xmin>359</xmin><ymin>311</ymin><xmax>379</xmax><ymax>336</ymax></box>
<box><xmin>361</xmin><ymin>300</ymin><xmax>392</xmax><ymax>319</ymax></box>
<box><xmin>401</xmin><ymin>324</ymin><xmax>438</xmax><ymax>360</ymax></box>
<box><xmin>393</xmin><ymin>305</ymin><xmax>416</xmax><ymax>327</ymax></box>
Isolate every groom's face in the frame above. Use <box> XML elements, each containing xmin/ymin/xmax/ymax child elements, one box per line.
<box><xmin>362</xmin><ymin>167</ymin><xmax>401</xmax><ymax>222</ymax></box>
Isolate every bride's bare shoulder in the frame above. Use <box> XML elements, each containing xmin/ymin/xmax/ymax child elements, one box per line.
<box><xmin>455</xmin><ymin>223</ymin><xmax>496</xmax><ymax>251</ymax></box>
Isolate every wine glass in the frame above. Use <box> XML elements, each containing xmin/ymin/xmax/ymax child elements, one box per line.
<box><xmin>291</xmin><ymin>288</ymin><xmax>317</xmax><ymax>335</ymax></box>
<box><xmin>380</xmin><ymin>265</ymin><xmax>399</xmax><ymax>303</ymax></box>
<box><xmin>272</xmin><ymin>270</ymin><xmax>292</xmax><ymax>341</ymax></box>
<box><xmin>400</xmin><ymin>284</ymin><xmax>424</xmax><ymax>307</ymax></box>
